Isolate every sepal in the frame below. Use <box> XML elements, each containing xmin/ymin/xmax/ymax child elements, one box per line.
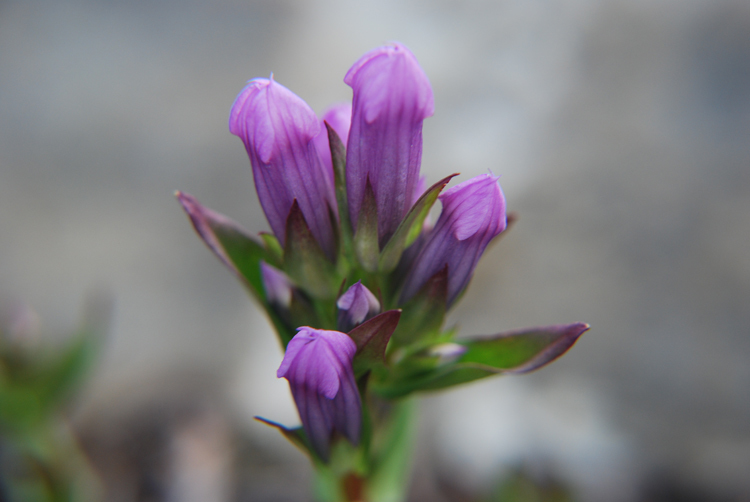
<box><xmin>176</xmin><ymin>191</ymin><xmax>278</xmax><ymax>300</ymax></box>
<box><xmin>326</xmin><ymin>122</ymin><xmax>354</xmax><ymax>259</ymax></box>
<box><xmin>353</xmin><ymin>178</ymin><xmax>380</xmax><ymax>272</ymax></box>
<box><xmin>283</xmin><ymin>200</ymin><xmax>339</xmax><ymax>299</ymax></box>
<box><xmin>348</xmin><ymin>310</ymin><xmax>401</xmax><ymax>377</ymax></box>
<box><xmin>254</xmin><ymin>416</ymin><xmax>318</xmax><ymax>460</ymax></box>
<box><xmin>389</xmin><ymin>266</ymin><xmax>447</xmax><ymax>347</ymax></box>
<box><xmin>378</xmin><ymin>173</ymin><xmax>457</xmax><ymax>273</ymax></box>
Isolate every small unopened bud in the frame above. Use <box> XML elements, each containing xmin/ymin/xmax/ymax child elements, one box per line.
<box><xmin>337</xmin><ymin>281</ymin><xmax>380</xmax><ymax>332</ymax></box>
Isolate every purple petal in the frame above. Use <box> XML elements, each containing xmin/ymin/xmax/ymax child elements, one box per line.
<box><xmin>277</xmin><ymin>327</ymin><xmax>361</xmax><ymax>459</ymax></box>
<box><xmin>400</xmin><ymin>174</ymin><xmax>507</xmax><ymax>307</ymax></box>
<box><xmin>291</xmin><ymin>383</ymin><xmax>334</xmax><ymax>460</ymax></box>
<box><xmin>332</xmin><ymin>373</ymin><xmax>361</xmax><ymax>444</ymax></box>
<box><xmin>229</xmin><ymin>77</ymin><xmax>337</xmax><ymax>259</ymax></box>
<box><xmin>345</xmin><ymin>43</ymin><xmax>434</xmax><ymax>245</ymax></box>
<box><xmin>337</xmin><ymin>281</ymin><xmax>381</xmax><ymax>332</ymax></box>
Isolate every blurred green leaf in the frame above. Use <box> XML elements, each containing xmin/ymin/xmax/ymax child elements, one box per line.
<box><xmin>260</xmin><ymin>232</ymin><xmax>284</xmax><ymax>264</ymax></box>
<box><xmin>492</xmin><ymin>467</ymin><xmax>575</xmax><ymax>502</ymax></box>
<box><xmin>0</xmin><ymin>324</ymin><xmax>101</xmax><ymax>431</ymax></box>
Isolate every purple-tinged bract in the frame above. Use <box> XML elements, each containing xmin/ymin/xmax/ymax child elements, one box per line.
<box><xmin>337</xmin><ymin>281</ymin><xmax>381</xmax><ymax>332</ymax></box>
<box><xmin>400</xmin><ymin>174</ymin><xmax>507</xmax><ymax>307</ymax></box>
<box><xmin>345</xmin><ymin>43</ymin><xmax>434</xmax><ymax>246</ymax></box>
<box><xmin>229</xmin><ymin>78</ymin><xmax>337</xmax><ymax>259</ymax></box>
<box><xmin>313</xmin><ymin>102</ymin><xmax>352</xmax><ymax>175</ymax></box>
<box><xmin>277</xmin><ymin>327</ymin><xmax>361</xmax><ymax>460</ymax></box>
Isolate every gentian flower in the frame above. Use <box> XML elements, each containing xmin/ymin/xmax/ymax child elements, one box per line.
<box><xmin>400</xmin><ymin>174</ymin><xmax>507</xmax><ymax>307</ymax></box>
<box><xmin>337</xmin><ymin>281</ymin><xmax>380</xmax><ymax>332</ymax></box>
<box><xmin>345</xmin><ymin>43</ymin><xmax>434</xmax><ymax>246</ymax></box>
<box><xmin>260</xmin><ymin>261</ymin><xmax>293</xmax><ymax>308</ymax></box>
<box><xmin>277</xmin><ymin>327</ymin><xmax>361</xmax><ymax>460</ymax></box>
<box><xmin>313</xmin><ymin>102</ymin><xmax>352</xmax><ymax>174</ymax></box>
<box><xmin>229</xmin><ymin>77</ymin><xmax>337</xmax><ymax>259</ymax></box>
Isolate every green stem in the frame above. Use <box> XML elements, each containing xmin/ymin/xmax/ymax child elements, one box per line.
<box><xmin>313</xmin><ymin>399</ymin><xmax>417</xmax><ymax>502</ymax></box>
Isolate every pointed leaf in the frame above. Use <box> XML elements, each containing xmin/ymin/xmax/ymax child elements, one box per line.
<box><xmin>177</xmin><ymin>191</ymin><xmax>272</xmax><ymax>299</ymax></box>
<box><xmin>390</xmin><ymin>266</ymin><xmax>448</xmax><ymax>347</ymax></box>
<box><xmin>353</xmin><ymin>178</ymin><xmax>379</xmax><ymax>272</ymax></box>
<box><xmin>348</xmin><ymin>310</ymin><xmax>401</xmax><ymax>377</ymax></box>
<box><xmin>326</xmin><ymin>122</ymin><xmax>354</xmax><ymax>259</ymax></box>
<box><xmin>254</xmin><ymin>416</ymin><xmax>316</xmax><ymax>459</ymax></box>
<box><xmin>374</xmin><ymin>323</ymin><xmax>589</xmax><ymax>398</ymax></box>
<box><xmin>379</xmin><ymin>174</ymin><xmax>458</xmax><ymax>273</ymax></box>
<box><xmin>458</xmin><ymin>323</ymin><xmax>589</xmax><ymax>374</ymax></box>
<box><xmin>283</xmin><ymin>200</ymin><xmax>339</xmax><ymax>299</ymax></box>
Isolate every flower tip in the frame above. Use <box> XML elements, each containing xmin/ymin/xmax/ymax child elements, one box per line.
<box><xmin>175</xmin><ymin>190</ymin><xmax>198</xmax><ymax>213</ymax></box>
<box><xmin>575</xmin><ymin>323</ymin><xmax>591</xmax><ymax>335</ymax></box>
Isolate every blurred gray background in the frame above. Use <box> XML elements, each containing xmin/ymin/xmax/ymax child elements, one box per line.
<box><xmin>1</xmin><ymin>0</ymin><xmax>749</xmax><ymax>500</ymax></box>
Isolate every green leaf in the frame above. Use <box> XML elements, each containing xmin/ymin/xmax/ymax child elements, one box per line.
<box><xmin>283</xmin><ymin>200</ymin><xmax>339</xmax><ymax>299</ymax></box>
<box><xmin>389</xmin><ymin>266</ymin><xmax>448</xmax><ymax>348</ymax></box>
<box><xmin>348</xmin><ymin>311</ymin><xmax>401</xmax><ymax>377</ymax></box>
<box><xmin>254</xmin><ymin>416</ymin><xmax>316</xmax><ymax>460</ymax></box>
<box><xmin>378</xmin><ymin>174</ymin><xmax>457</xmax><ymax>273</ymax></box>
<box><xmin>177</xmin><ymin>191</ymin><xmax>272</xmax><ymax>300</ymax></box>
<box><xmin>353</xmin><ymin>178</ymin><xmax>380</xmax><ymax>273</ymax></box>
<box><xmin>0</xmin><ymin>301</ymin><xmax>108</xmax><ymax>431</ymax></box>
<box><xmin>375</xmin><ymin>323</ymin><xmax>589</xmax><ymax>398</ymax></box>
<box><xmin>326</xmin><ymin>122</ymin><xmax>354</xmax><ymax>262</ymax></box>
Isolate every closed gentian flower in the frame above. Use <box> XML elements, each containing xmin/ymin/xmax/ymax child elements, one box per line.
<box><xmin>277</xmin><ymin>327</ymin><xmax>361</xmax><ymax>460</ymax></box>
<box><xmin>229</xmin><ymin>77</ymin><xmax>337</xmax><ymax>259</ymax></box>
<box><xmin>400</xmin><ymin>174</ymin><xmax>507</xmax><ymax>307</ymax></box>
<box><xmin>337</xmin><ymin>281</ymin><xmax>380</xmax><ymax>332</ymax></box>
<box><xmin>345</xmin><ymin>43</ymin><xmax>434</xmax><ymax>246</ymax></box>
<box><xmin>260</xmin><ymin>261</ymin><xmax>293</xmax><ymax>308</ymax></box>
<box><xmin>313</xmin><ymin>102</ymin><xmax>352</xmax><ymax>174</ymax></box>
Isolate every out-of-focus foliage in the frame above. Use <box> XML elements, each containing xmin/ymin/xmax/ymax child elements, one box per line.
<box><xmin>491</xmin><ymin>468</ymin><xmax>575</xmax><ymax>502</ymax></box>
<box><xmin>0</xmin><ymin>304</ymin><xmax>106</xmax><ymax>502</ymax></box>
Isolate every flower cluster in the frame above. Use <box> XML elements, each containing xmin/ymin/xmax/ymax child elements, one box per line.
<box><xmin>178</xmin><ymin>43</ymin><xmax>587</xmax><ymax>468</ymax></box>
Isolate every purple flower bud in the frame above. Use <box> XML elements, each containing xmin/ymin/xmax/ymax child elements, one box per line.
<box><xmin>345</xmin><ymin>43</ymin><xmax>434</xmax><ymax>246</ymax></box>
<box><xmin>313</xmin><ymin>102</ymin><xmax>352</xmax><ymax>175</ymax></box>
<box><xmin>277</xmin><ymin>327</ymin><xmax>361</xmax><ymax>460</ymax></box>
<box><xmin>229</xmin><ymin>77</ymin><xmax>337</xmax><ymax>259</ymax></box>
<box><xmin>260</xmin><ymin>261</ymin><xmax>293</xmax><ymax>308</ymax></box>
<box><xmin>400</xmin><ymin>174</ymin><xmax>507</xmax><ymax>307</ymax></box>
<box><xmin>337</xmin><ymin>281</ymin><xmax>381</xmax><ymax>332</ymax></box>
